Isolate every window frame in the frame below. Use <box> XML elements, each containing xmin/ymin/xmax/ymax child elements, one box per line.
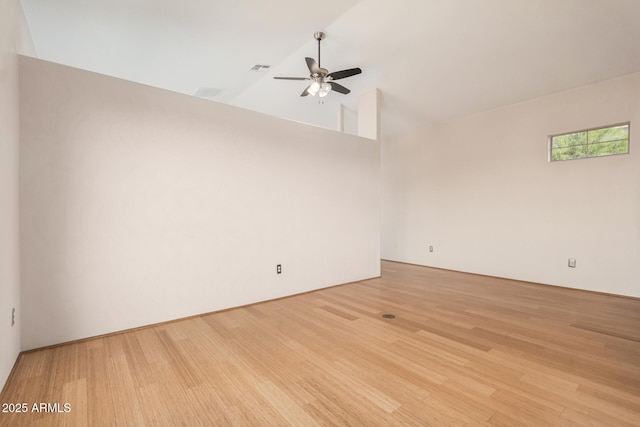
<box><xmin>548</xmin><ymin>122</ymin><xmax>630</xmax><ymax>162</ymax></box>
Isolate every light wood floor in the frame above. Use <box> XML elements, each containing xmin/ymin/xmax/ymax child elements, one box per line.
<box><xmin>2</xmin><ymin>261</ymin><xmax>640</xmax><ymax>426</ymax></box>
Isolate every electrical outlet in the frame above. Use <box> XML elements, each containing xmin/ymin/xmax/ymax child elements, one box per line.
<box><xmin>568</xmin><ymin>258</ymin><xmax>576</xmax><ymax>268</ymax></box>
<box><xmin>11</xmin><ymin>307</ymin><xmax>15</xmax><ymax>327</ymax></box>
<box><xmin>429</xmin><ymin>245</ymin><xmax>434</xmax><ymax>253</ymax></box>
<box><xmin>277</xmin><ymin>264</ymin><xmax>282</xmax><ymax>274</ymax></box>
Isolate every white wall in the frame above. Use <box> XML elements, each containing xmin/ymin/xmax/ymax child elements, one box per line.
<box><xmin>0</xmin><ymin>0</ymin><xmax>34</xmax><ymax>391</ymax></box>
<box><xmin>382</xmin><ymin>73</ymin><xmax>640</xmax><ymax>298</ymax></box>
<box><xmin>0</xmin><ymin>0</ymin><xmax>22</xmax><ymax>390</ymax></box>
<box><xmin>358</xmin><ymin>88</ymin><xmax>379</xmax><ymax>140</ymax></box>
<box><xmin>19</xmin><ymin>57</ymin><xmax>380</xmax><ymax>350</ymax></box>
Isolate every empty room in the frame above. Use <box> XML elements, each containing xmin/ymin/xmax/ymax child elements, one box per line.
<box><xmin>1</xmin><ymin>0</ymin><xmax>640</xmax><ymax>425</ymax></box>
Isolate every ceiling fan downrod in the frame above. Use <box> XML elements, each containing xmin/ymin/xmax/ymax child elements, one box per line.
<box><xmin>314</xmin><ymin>31</ymin><xmax>325</xmax><ymax>68</ymax></box>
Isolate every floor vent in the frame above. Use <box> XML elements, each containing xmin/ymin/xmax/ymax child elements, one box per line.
<box><xmin>382</xmin><ymin>314</ymin><xmax>396</xmax><ymax>319</ymax></box>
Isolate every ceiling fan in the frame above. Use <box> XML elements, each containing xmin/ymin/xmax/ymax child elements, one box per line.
<box><xmin>274</xmin><ymin>31</ymin><xmax>362</xmax><ymax>97</ymax></box>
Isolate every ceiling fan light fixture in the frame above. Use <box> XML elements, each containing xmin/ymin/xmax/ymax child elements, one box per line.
<box><xmin>318</xmin><ymin>82</ymin><xmax>332</xmax><ymax>97</ymax></box>
<box><xmin>308</xmin><ymin>81</ymin><xmax>321</xmax><ymax>96</ymax></box>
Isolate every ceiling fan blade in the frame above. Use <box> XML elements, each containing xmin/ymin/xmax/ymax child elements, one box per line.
<box><xmin>300</xmin><ymin>85</ymin><xmax>311</xmax><ymax>97</ymax></box>
<box><xmin>328</xmin><ymin>81</ymin><xmax>350</xmax><ymax>94</ymax></box>
<box><xmin>305</xmin><ymin>57</ymin><xmax>321</xmax><ymax>75</ymax></box>
<box><xmin>273</xmin><ymin>77</ymin><xmax>308</xmax><ymax>80</ymax></box>
<box><xmin>327</xmin><ymin>67</ymin><xmax>362</xmax><ymax>80</ymax></box>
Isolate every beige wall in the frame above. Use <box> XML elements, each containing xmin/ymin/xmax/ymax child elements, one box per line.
<box><xmin>382</xmin><ymin>72</ymin><xmax>640</xmax><ymax>297</ymax></box>
<box><xmin>19</xmin><ymin>57</ymin><xmax>380</xmax><ymax>350</ymax></box>
<box><xmin>0</xmin><ymin>0</ymin><xmax>34</xmax><ymax>390</ymax></box>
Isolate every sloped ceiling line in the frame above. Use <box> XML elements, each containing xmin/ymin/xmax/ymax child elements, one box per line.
<box><xmin>20</xmin><ymin>0</ymin><xmax>640</xmax><ymax>140</ymax></box>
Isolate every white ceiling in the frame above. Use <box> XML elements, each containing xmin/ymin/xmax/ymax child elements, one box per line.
<box><xmin>20</xmin><ymin>0</ymin><xmax>640</xmax><ymax>139</ymax></box>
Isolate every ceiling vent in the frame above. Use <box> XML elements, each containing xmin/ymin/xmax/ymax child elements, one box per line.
<box><xmin>193</xmin><ymin>87</ymin><xmax>222</xmax><ymax>99</ymax></box>
<box><xmin>249</xmin><ymin>64</ymin><xmax>271</xmax><ymax>71</ymax></box>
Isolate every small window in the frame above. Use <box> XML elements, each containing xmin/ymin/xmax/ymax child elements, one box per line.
<box><xmin>549</xmin><ymin>123</ymin><xmax>630</xmax><ymax>162</ymax></box>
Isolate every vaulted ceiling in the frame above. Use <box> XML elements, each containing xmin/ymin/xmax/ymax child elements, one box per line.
<box><xmin>20</xmin><ymin>0</ymin><xmax>640</xmax><ymax>139</ymax></box>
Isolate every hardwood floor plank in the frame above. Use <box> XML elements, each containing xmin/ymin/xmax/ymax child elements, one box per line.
<box><xmin>2</xmin><ymin>260</ymin><xmax>639</xmax><ymax>426</ymax></box>
<box><xmin>570</xmin><ymin>322</ymin><xmax>640</xmax><ymax>343</ymax></box>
